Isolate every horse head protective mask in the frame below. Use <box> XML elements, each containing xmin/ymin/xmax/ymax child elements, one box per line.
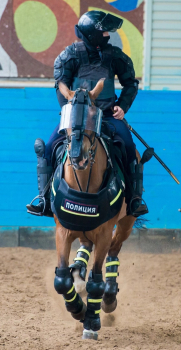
<box><xmin>59</xmin><ymin>88</ymin><xmax>102</xmax><ymax>158</ymax></box>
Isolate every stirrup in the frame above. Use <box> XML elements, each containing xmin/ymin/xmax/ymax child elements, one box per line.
<box><xmin>128</xmin><ymin>196</ymin><xmax>148</xmax><ymax>218</ymax></box>
<box><xmin>26</xmin><ymin>195</ymin><xmax>46</xmax><ymax>216</ymax></box>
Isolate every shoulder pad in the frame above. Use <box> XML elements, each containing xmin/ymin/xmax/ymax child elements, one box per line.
<box><xmin>112</xmin><ymin>46</ymin><xmax>124</xmax><ymax>58</ymax></box>
<box><xmin>66</xmin><ymin>43</ymin><xmax>77</xmax><ymax>56</ymax></box>
<box><xmin>112</xmin><ymin>46</ymin><xmax>129</xmax><ymax>61</ymax></box>
<box><xmin>59</xmin><ymin>44</ymin><xmax>77</xmax><ymax>63</ymax></box>
<box><xmin>103</xmin><ymin>43</ymin><xmax>113</xmax><ymax>54</ymax></box>
<box><xmin>112</xmin><ymin>46</ymin><xmax>134</xmax><ymax>68</ymax></box>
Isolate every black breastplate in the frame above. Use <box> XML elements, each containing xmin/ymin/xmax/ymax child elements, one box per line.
<box><xmin>51</xmin><ymin>159</ymin><xmax>125</xmax><ymax>231</ymax></box>
<box><xmin>72</xmin><ymin>42</ymin><xmax>115</xmax><ymax>111</ymax></box>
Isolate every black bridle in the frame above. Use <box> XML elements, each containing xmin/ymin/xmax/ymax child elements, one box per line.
<box><xmin>62</xmin><ymin>88</ymin><xmax>102</xmax><ymax>193</ymax></box>
<box><xmin>67</xmin><ymin>130</ymin><xmax>98</xmax><ymax>193</ymax></box>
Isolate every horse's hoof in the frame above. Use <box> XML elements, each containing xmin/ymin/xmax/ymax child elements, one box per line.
<box><xmin>82</xmin><ymin>329</ymin><xmax>98</xmax><ymax>340</ymax></box>
<box><xmin>101</xmin><ymin>298</ymin><xmax>117</xmax><ymax>313</ymax></box>
<box><xmin>71</xmin><ymin>302</ymin><xmax>86</xmax><ymax>321</ymax></box>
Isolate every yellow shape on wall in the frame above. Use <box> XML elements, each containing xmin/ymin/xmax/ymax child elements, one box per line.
<box><xmin>63</xmin><ymin>0</ymin><xmax>80</xmax><ymax>17</ymax></box>
<box><xmin>104</xmin><ymin>0</ymin><xmax>115</xmax><ymax>2</ymax></box>
<box><xmin>117</xmin><ymin>28</ymin><xmax>131</xmax><ymax>58</ymax></box>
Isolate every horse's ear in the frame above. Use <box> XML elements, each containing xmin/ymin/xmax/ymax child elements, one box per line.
<box><xmin>58</xmin><ymin>82</ymin><xmax>75</xmax><ymax>101</ymax></box>
<box><xmin>89</xmin><ymin>78</ymin><xmax>105</xmax><ymax>101</ymax></box>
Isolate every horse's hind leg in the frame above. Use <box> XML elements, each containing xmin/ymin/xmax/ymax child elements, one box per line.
<box><xmin>102</xmin><ymin>215</ymin><xmax>136</xmax><ymax>313</ymax></box>
<box><xmin>54</xmin><ymin>218</ymin><xmax>86</xmax><ymax>321</ymax></box>
<box><xmin>82</xmin><ymin>226</ymin><xmax>113</xmax><ymax>340</ymax></box>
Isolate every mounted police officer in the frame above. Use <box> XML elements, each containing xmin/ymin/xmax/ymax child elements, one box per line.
<box><xmin>26</xmin><ymin>10</ymin><xmax>148</xmax><ymax>218</ymax></box>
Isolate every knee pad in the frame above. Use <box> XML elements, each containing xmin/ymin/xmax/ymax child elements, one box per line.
<box><xmin>54</xmin><ymin>267</ymin><xmax>84</xmax><ymax>315</ymax></box>
<box><xmin>34</xmin><ymin>138</ymin><xmax>52</xmax><ymax>188</ymax></box>
<box><xmin>86</xmin><ymin>270</ymin><xmax>105</xmax><ymax>297</ymax></box>
<box><xmin>34</xmin><ymin>138</ymin><xmax>45</xmax><ymax>157</ymax></box>
<box><xmin>54</xmin><ymin>267</ymin><xmax>73</xmax><ymax>294</ymax></box>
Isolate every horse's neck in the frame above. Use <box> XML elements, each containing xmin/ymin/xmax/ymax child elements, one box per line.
<box><xmin>64</xmin><ymin>141</ymin><xmax>107</xmax><ymax>193</ymax></box>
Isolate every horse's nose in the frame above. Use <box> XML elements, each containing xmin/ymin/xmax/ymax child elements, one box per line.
<box><xmin>71</xmin><ymin>154</ymin><xmax>89</xmax><ymax>170</ymax></box>
<box><xmin>78</xmin><ymin>157</ymin><xmax>88</xmax><ymax>168</ymax></box>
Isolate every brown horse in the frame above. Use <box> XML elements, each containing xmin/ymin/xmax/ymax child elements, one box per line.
<box><xmin>52</xmin><ymin>80</ymin><xmax>136</xmax><ymax>340</ymax></box>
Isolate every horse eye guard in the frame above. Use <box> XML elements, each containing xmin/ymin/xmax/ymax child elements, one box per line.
<box><xmin>59</xmin><ymin>104</ymin><xmax>102</xmax><ymax>136</ymax></box>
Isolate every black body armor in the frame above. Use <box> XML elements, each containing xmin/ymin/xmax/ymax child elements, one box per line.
<box><xmin>72</xmin><ymin>42</ymin><xmax>115</xmax><ymax>111</ymax></box>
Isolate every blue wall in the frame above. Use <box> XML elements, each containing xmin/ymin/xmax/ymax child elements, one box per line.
<box><xmin>0</xmin><ymin>88</ymin><xmax>181</xmax><ymax>228</ymax></box>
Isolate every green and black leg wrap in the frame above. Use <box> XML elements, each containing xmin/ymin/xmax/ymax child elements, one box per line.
<box><xmin>54</xmin><ymin>267</ymin><xmax>84</xmax><ymax>317</ymax></box>
<box><xmin>84</xmin><ymin>271</ymin><xmax>105</xmax><ymax>332</ymax></box>
<box><xmin>69</xmin><ymin>246</ymin><xmax>92</xmax><ymax>280</ymax></box>
<box><xmin>103</xmin><ymin>256</ymin><xmax>120</xmax><ymax>305</ymax></box>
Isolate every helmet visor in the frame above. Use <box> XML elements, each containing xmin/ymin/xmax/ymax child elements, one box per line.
<box><xmin>59</xmin><ymin>104</ymin><xmax>102</xmax><ymax>136</ymax></box>
<box><xmin>95</xmin><ymin>13</ymin><xmax>123</xmax><ymax>32</ymax></box>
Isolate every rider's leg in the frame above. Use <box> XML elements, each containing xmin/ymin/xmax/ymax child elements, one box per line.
<box><xmin>26</xmin><ymin>125</ymin><xmax>61</xmax><ymax>216</ymax></box>
<box><xmin>128</xmin><ymin>158</ymin><xmax>148</xmax><ymax>217</ymax></box>
<box><xmin>44</xmin><ymin>124</ymin><xmax>61</xmax><ymax>166</ymax></box>
<box><xmin>103</xmin><ymin>116</ymin><xmax>148</xmax><ymax>217</ymax></box>
<box><xmin>27</xmin><ymin>87</ymin><xmax>67</xmax><ymax>216</ymax></box>
<box><xmin>26</xmin><ymin>138</ymin><xmax>53</xmax><ymax>216</ymax></box>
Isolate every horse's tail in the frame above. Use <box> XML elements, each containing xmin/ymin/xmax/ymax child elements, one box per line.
<box><xmin>134</xmin><ymin>217</ymin><xmax>149</xmax><ymax>229</ymax></box>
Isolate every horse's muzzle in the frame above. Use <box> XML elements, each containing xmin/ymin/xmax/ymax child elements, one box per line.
<box><xmin>71</xmin><ymin>156</ymin><xmax>89</xmax><ymax>170</ymax></box>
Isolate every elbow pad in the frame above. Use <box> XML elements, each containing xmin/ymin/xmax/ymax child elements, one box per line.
<box><xmin>54</xmin><ymin>56</ymin><xmax>63</xmax><ymax>81</ymax></box>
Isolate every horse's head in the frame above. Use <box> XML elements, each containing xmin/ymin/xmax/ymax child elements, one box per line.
<box><xmin>58</xmin><ymin>79</ymin><xmax>105</xmax><ymax>170</ymax></box>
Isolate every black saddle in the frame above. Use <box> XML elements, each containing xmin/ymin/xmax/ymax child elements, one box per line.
<box><xmin>101</xmin><ymin>120</ymin><xmax>127</xmax><ymax>170</ymax></box>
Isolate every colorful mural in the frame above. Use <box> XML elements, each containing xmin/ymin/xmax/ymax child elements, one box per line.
<box><xmin>0</xmin><ymin>0</ymin><xmax>144</xmax><ymax>78</ymax></box>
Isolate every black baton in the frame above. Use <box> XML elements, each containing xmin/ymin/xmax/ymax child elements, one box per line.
<box><xmin>123</xmin><ymin>118</ymin><xmax>180</xmax><ymax>185</ymax></box>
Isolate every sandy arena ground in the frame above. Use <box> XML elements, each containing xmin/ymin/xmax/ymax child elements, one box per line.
<box><xmin>0</xmin><ymin>247</ymin><xmax>181</xmax><ymax>350</ymax></box>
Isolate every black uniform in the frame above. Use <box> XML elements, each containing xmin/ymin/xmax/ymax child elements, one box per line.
<box><xmin>48</xmin><ymin>41</ymin><xmax>139</xmax><ymax>165</ymax></box>
<box><xmin>54</xmin><ymin>42</ymin><xmax>138</xmax><ymax>113</ymax></box>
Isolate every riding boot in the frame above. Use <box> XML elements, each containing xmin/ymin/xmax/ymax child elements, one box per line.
<box><xmin>26</xmin><ymin>138</ymin><xmax>53</xmax><ymax>217</ymax></box>
<box><xmin>127</xmin><ymin>160</ymin><xmax>148</xmax><ymax>217</ymax></box>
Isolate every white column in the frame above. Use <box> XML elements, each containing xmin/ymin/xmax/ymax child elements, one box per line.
<box><xmin>143</xmin><ymin>0</ymin><xmax>153</xmax><ymax>90</ymax></box>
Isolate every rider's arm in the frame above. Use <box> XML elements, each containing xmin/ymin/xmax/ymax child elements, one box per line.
<box><xmin>54</xmin><ymin>44</ymin><xmax>79</xmax><ymax>107</ymax></box>
<box><xmin>112</xmin><ymin>47</ymin><xmax>139</xmax><ymax>114</ymax></box>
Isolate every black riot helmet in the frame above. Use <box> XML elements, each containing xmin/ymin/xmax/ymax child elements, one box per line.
<box><xmin>75</xmin><ymin>11</ymin><xmax>123</xmax><ymax>47</ymax></box>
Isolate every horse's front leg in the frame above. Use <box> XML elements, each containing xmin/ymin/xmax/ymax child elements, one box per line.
<box><xmin>70</xmin><ymin>238</ymin><xmax>93</xmax><ymax>294</ymax></box>
<box><xmin>83</xmin><ymin>226</ymin><xmax>113</xmax><ymax>340</ymax></box>
<box><xmin>54</xmin><ymin>217</ymin><xmax>86</xmax><ymax>321</ymax></box>
<box><xmin>102</xmin><ymin>215</ymin><xmax>136</xmax><ymax>313</ymax></box>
